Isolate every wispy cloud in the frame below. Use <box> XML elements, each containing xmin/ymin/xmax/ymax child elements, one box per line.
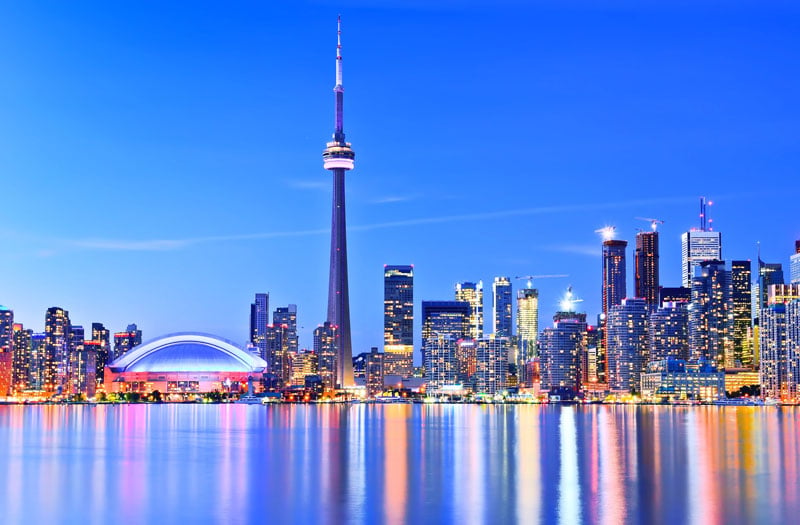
<box><xmin>543</xmin><ymin>244</ymin><xmax>600</xmax><ymax>257</ymax></box>
<box><xmin>286</xmin><ymin>179</ymin><xmax>329</xmax><ymax>191</ymax></box>
<box><xmin>55</xmin><ymin>194</ymin><xmax>708</xmax><ymax>253</ymax></box>
<box><xmin>371</xmin><ymin>195</ymin><xmax>416</xmax><ymax>204</ymax></box>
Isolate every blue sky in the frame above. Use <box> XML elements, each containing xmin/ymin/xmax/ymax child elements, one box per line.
<box><xmin>0</xmin><ymin>1</ymin><xmax>798</xmax><ymax>359</ymax></box>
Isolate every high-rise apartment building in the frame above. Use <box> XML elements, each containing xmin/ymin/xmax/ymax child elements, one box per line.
<box><xmin>290</xmin><ymin>350</ymin><xmax>318</xmax><ymax>387</ymax></box>
<box><xmin>113</xmin><ymin>324</ymin><xmax>142</xmax><ymax>361</ymax></box>
<box><xmin>731</xmin><ymin>260</ymin><xmax>754</xmax><ymax>367</ymax></box>
<box><xmin>91</xmin><ymin>323</ymin><xmax>110</xmax><ymax>385</ymax></box>
<box><xmin>635</xmin><ymin>231</ymin><xmax>660</xmax><ymax>308</ymax></box>
<box><xmin>44</xmin><ymin>307</ymin><xmax>70</xmax><ymax>392</ymax></box>
<box><xmin>265</xmin><ymin>324</ymin><xmax>291</xmax><ymax>384</ymax></box>
<box><xmin>759</xmin><ymin>287</ymin><xmax>800</xmax><ymax>400</ymax></box>
<box><xmin>689</xmin><ymin>261</ymin><xmax>733</xmax><ymax>368</ymax></box>
<box><xmin>250</xmin><ymin>293</ymin><xmax>269</xmax><ymax>362</ymax></box>
<box><xmin>425</xmin><ymin>335</ymin><xmax>458</xmax><ymax>391</ymax></box>
<box><xmin>681</xmin><ymin>231</ymin><xmax>722</xmax><ymax>288</ymax></box>
<box><xmin>314</xmin><ymin>322</ymin><xmax>338</xmax><ymax>389</ymax></box>
<box><xmin>273</xmin><ymin>305</ymin><xmax>298</xmax><ymax>354</ymax></box>
<box><xmin>475</xmin><ymin>335</ymin><xmax>509</xmax><ymax>395</ymax></box>
<box><xmin>754</xmin><ymin>259</ymin><xmax>784</xmax><ymax>322</ymax></box>
<box><xmin>0</xmin><ymin>307</ymin><xmax>13</xmax><ymax>396</ymax></box>
<box><xmin>540</xmin><ymin>311</ymin><xmax>586</xmax><ymax>393</ymax></box>
<box><xmin>492</xmin><ymin>277</ymin><xmax>513</xmax><ymax>337</ymax></box>
<box><xmin>11</xmin><ymin>324</ymin><xmax>31</xmax><ymax>393</ymax></box>
<box><xmin>383</xmin><ymin>265</ymin><xmax>414</xmax><ymax>377</ymax></box>
<box><xmin>455</xmin><ymin>282</ymin><xmax>484</xmax><ymax>340</ymax></box>
<box><xmin>602</xmin><ymin>240</ymin><xmax>628</xmax><ymax>315</ymax></box>
<box><xmin>29</xmin><ymin>334</ymin><xmax>47</xmax><ymax>391</ymax></box>
<box><xmin>607</xmin><ymin>298</ymin><xmax>649</xmax><ymax>393</ymax></box>
<box><xmin>648</xmin><ymin>302</ymin><xmax>689</xmax><ymax>362</ymax></box>
<box><xmin>516</xmin><ymin>287</ymin><xmax>539</xmax><ymax>363</ymax></box>
<box><xmin>421</xmin><ymin>301</ymin><xmax>470</xmax><ymax>377</ymax></box>
<box><xmin>365</xmin><ymin>348</ymin><xmax>385</xmax><ymax>396</ymax></box>
<box><xmin>69</xmin><ymin>341</ymin><xmax>96</xmax><ymax>398</ymax></box>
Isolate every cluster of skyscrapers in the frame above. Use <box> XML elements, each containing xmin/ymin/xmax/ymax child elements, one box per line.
<box><xmin>0</xmin><ymin>306</ymin><xmax>141</xmax><ymax>398</ymax></box>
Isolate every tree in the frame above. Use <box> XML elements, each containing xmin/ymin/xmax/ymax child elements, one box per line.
<box><xmin>149</xmin><ymin>390</ymin><xmax>163</xmax><ymax>403</ymax></box>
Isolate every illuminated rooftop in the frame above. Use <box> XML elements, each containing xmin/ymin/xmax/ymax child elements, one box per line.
<box><xmin>108</xmin><ymin>333</ymin><xmax>267</xmax><ymax>373</ymax></box>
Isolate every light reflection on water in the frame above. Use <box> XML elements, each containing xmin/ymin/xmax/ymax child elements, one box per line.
<box><xmin>0</xmin><ymin>405</ymin><xmax>797</xmax><ymax>524</ymax></box>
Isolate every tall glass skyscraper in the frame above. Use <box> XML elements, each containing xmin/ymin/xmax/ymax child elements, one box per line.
<box><xmin>731</xmin><ymin>260</ymin><xmax>754</xmax><ymax>367</ymax></box>
<box><xmin>602</xmin><ymin>240</ymin><xmax>628</xmax><ymax>316</ymax></box>
<box><xmin>689</xmin><ymin>260</ymin><xmax>733</xmax><ymax>368</ymax></box>
<box><xmin>540</xmin><ymin>311</ymin><xmax>586</xmax><ymax>393</ymax></box>
<box><xmin>250</xmin><ymin>293</ymin><xmax>269</xmax><ymax>360</ymax></box>
<box><xmin>314</xmin><ymin>322</ymin><xmax>338</xmax><ymax>389</ymax></box>
<box><xmin>607</xmin><ymin>298</ymin><xmax>649</xmax><ymax>393</ymax></box>
<box><xmin>273</xmin><ymin>304</ymin><xmax>298</xmax><ymax>354</ymax></box>
<box><xmin>455</xmin><ymin>281</ymin><xmax>484</xmax><ymax>340</ymax></box>
<box><xmin>634</xmin><ymin>231</ymin><xmax>659</xmax><ymax>308</ymax></box>
<box><xmin>44</xmin><ymin>307</ymin><xmax>70</xmax><ymax>392</ymax></box>
<box><xmin>681</xmin><ymin>231</ymin><xmax>722</xmax><ymax>288</ymax></box>
<box><xmin>516</xmin><ymin>287</ymin><xmax>539</xmax><ymax>361</ymax></box>
<box><xmin>384</xmin><ymin>265</ymin><xmax>414</xmax><ymax>378</ymax></box>
<box><xmin>421</xmin><ymin>301</ymin><xmax>470</xmax><ymax>378</ymax></box>
<box><xmin>791</xmin><ymin>240</ymin><xmax>800</xmax><ymax>284</ymax></box>
<box><xmin>492</xmin><ymin>277</ymin><xmax>513</xmax><ymax>337</ymax></box>
<box><xmin>648</xmin><ymin>302</ymin><xmax>689</xmax><ymax>362</ymax></box>
<box><xmin>0</xmin><ymin>307</ymin><xmax>13</xmax><ymax>396</ymax></box>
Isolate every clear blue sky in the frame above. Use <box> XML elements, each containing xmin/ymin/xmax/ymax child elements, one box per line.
<box><xmin>0</xmin><ymin>1</ymin><xmax>798</xmax><ymax>359</ymax></box>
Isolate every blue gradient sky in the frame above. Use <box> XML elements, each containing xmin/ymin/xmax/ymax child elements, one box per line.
<box><xmin>0</xmin><ymin>1</ymin><xmax>798</xmax><ymax>358</ymax></box>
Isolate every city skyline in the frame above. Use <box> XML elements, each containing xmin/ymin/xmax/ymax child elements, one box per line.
<box><xmin>0</xmin><ymin>3</ymin><xmax>799</xmax><ymax>357</ymax></box>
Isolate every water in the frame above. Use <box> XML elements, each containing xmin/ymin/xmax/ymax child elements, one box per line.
<box><xmin>0</xmin><ymin>404</ymin><xmax>797</xmax><ymax>524</ymax></box>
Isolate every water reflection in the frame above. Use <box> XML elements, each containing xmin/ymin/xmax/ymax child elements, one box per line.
<box><xmin>0</xmin><ymin>405</ymin><xmax>797</xmax><ymax>524</ymax></box>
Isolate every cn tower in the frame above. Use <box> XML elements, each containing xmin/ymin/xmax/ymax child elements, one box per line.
<box><xmin>322</xmin><ymin>16</ymin><xmax>355</xmax><ymax>387</ymax></box>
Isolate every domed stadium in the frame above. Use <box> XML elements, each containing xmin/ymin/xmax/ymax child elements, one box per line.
<box><xmin>104</xmin><ymin>333</ymin><xmax>267</xmax><ymax>396</ymax></box>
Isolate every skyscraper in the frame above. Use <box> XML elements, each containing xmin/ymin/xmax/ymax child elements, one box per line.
<box><xmin>606</xmin><ymin>298</ymin><xmax>649</xmax><ymax>393</ymax></box>
<box><xmin>731</xmin><ymin>260</ymin><xmax>754</xmax><ymax>367</ymax></box>
<box><xmin>681</xmin><ymin>231</ymin><xmax>722</xmax><ymax>288</ymax></box>
<box><xmin>424</xmin><ymin>335</ymin><xmax>458</xmax><ymax>391</ymax></box>
<box><xmin>273</xmin><ymin>305</ymin><xmax>298</xmax><ymax>354</ymax></box>
<box><xmin>383</xmin><ymin>265</ymin><xmax>414</xmax><ymax>377</ymax></box>
<box><xmin>602</xmin><ymin>240</ymin><xmax>628</xmax><ymax>316</ymax></box>
<box><xmin>475</xmin><ymin>335</ymin><xmax>509</xmax><ymax>394</ymax></box>
<box><xmin>634</xmin><ymin>230</ymin><xmax>659</xmax><ymax>308</ymax></box>
<box><xmin>492</xmin><ymin>277</ymin><xmax>513</xmax><ymax>337</ymax></box>
<box><xmin>421</xmin><ymin>301</ymin><xmax>470</xmax><ymax>378</ymax></box>
<box><xmin>323</xmin><ymin>17</ymin><xmax>356</xmax><ymax>388</ymax></box>
<box><xmin>250</xmin><ymin>293</ymin><xmax>269</xmax><ymax>360</ymax></box>
<box><xmin>44</xmin><ymin>307</ymin><xmax>70</xmax><ymax>392</ymax></box>
<box><xmin>516</xmin><ymin>287</ymin><xmax>539</xmax><ymax>361</ymax></box>
<box><xmin>11</xmin><ymin>324</ymin><xmax>31</xmax><ymax>393</ymax></box>
<box><xmin>754</xmin><ymin>259</ymin><xmax>784</xmax><ymax>323</ymax></box>
<box><xmin>29</xmin><ymin>333</ymin><xmax>47</xmax><ymax>391</ymax></box>
<box><xmin>113</xmin><ymin>324</ymin><xmax>142</xmax><ymax>361</ymax></box>
<box><xmin>759</xmin><ymin>286</ymin><xmax>800</xmax><ymax>401</ymax></box>
<box><xmin>0</xmin><ymin>307</ymin><xmax>13</xmax><ymax>396</ymax></box>
<box><xmin>455</xmin><ymin>281</ymin><xmax>484</xmax><ymax>340</ymax></box>
<box><xmin>265</xmin><ymin>324</ymin><xmax>291</xmax><ymax>384</ymax></box>
<box><xmin>689</xmin><ymin>260</ymin><xmax>733</xmax><ymax>368</ymax></box>
<box><xmin>314</xmin><ymin>322</ymin><xmax>338</xmax><ymax>389</ymax></box>
<box><xmin>791</xmin><ymin>240</ymin><xmax>800</xmax><ymax>284</ymax></box>
<box><xmin>91</xmin><ymin>323</ymin><xmax>111</xmax><ymax>386</ymax></box>
<box><xmin>540</xmin><ymin>311</ymin><xmax>586</xmax><ymax>393</ymax></box>
<box><xmin>648</xmin><ymin>302</ymin><xmax>689</xmax><ymax>362</ymax></box>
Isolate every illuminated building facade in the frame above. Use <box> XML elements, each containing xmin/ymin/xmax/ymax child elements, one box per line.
<box><xmin>540</xmin><ymin>311</ymin><xmax>586</xmax><ymax>392</ymax></box>
<box><xmin>273</xmin><ymin>305</ymin><xmax>298</xmax><ymax>354</ymax></box>
<box><xmin>607</xmin><ymin>298</ymin><xmax>649</xmax><ymax>393</ymax></box>
<box><xmin>516</xmin><ymin>287</ymin><xmax>539</xmax><ymax>361</ymax></box>
<box><xmin>635</xmin><ymin>231</ymin><xmax>660</xmax><ymax>308</ymax></box>
<box><xmin>754</xmin><ymin>259</ymin><xmax>785</xmax><ymax>324</ymax></box>
<box><xmin>760</xmin><ymin>285</ymin><xmax>800</xmax><ymax>400</ymax></box>
<box><xmin>91</xmin><ymin>323</ymin><xmax>111</xmax><ymax>386</ymax></box>
<box><xmin>250</xmin><ymin>293</ymin><xmax>269</xmax><ymax>360</ymax></box>
<box><xmin>45</xmin><ymin>307</ymin><xmax>70</xmax><ymax>392</ymax></box>
<box><xmin>689</xmin><ymin>260</ymin><xmax>733</xmax><ymax>368</ymax></box>
<box><xmin>113</xmin><ymin>324</ymin><xmax>142</xmax><ymax>361</ymax></box>
<box><xmin>475</xmin><ymin>334</ymin><xmax>509</xmax><ymax>394</ymax></box>
<box><xmin>791</xmin><ymin>240</ymin><xmax>800</xmax><ymax>284</ymax></box>
<box><xmin>455</xmin><ymin>281</ymin><xmax>484</xmax><ymax>340</ymax></box>
<box><xmin>265</xmin><ymin>324</ymin><xmax>291</xmax><ymax>385</ymax></box>
<box><xmin>314</xmin><ymin>322</ymin><xmax>338</xmax><ymax>389</ymax></box>
<box><xmin>659</xmin><ymin>286</ymin><xmax>690</xmax><ymax>307</ymax></box>
<box><xmin>69</xmin><ymin>341</ymin><xmax>96</xmax><ymax>397</ymax></box>
<box><xmin>383</xmin><ymin>265</ymin><xmax>414</xmax><ymax>377</ymax></box>
<box><xmin>648</xmin><ymin>302</ymin><xmax>689</xmax><ymax>362</ymax></box>
<box><xmin>602</xmin><ymin>240</ymin><xmax>628</xmax><ymax>315</ymax></box>
<box><xmin>290</xmin><ymin>350</ymin><xmax>318</xmax><ymax>386</ymax></box>
<box><xmin>421</xmin><ymin>301</ymin><xmax>470</xmax><ymax>378</ymax></box>
<box><xmin>29</xmin><ymin>334</ymin><xmax>46</xmax><ymax>391</ymax></box>
<box><xmin>12</xmin><ymin>324</ymin><xmax>31</xmax><ymax>393</ymax></box>
<box><xmin>731</xmin><ymin>260</ymin><xmax>753</xmax><ymax>367</ymax></box>
<box><xmin>640</xmin><ymin>358</ymin><xmax>725</xmax><ymax>402</ymax></box>
<box><xmin>492</xmin><ymin>277</ymin><xmax>513</xmax><ymax>337</ymax></box>
<box><xmin>365</xmin><ymin>347</ymin><xmax>385</xmax><ymax>396</ymax></box>
<box><xmin>455</xmin><ymin>339</ymin><xmax>477</xmax><ymax>384</ymax></box>
<box><xmin>105</xmin><ymin>333</ymin><xmax>267</xmax><ymax>395</ymax></box>
<box><xmin>425</xmin><ymin>335</ymin><xmax>458</xmax><ymax>391</ymax></box>
<box><xmin>0</xmin><ymin>307</ymin><xmax>13</xmax><ymax>395</ymax></box>
<box><xmin>323</xmin><ymin>17</ymin><xmax>356</xmax><ymax>388</ymax></box>
<box><xmin>681</xmin><ymin>230</ymin><xmax>722</xmax><ymax>288</ymax></box>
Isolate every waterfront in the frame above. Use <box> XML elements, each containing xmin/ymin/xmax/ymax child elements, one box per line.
<box><xmin>0</xmin><ymin>405</ymin><xmax>797</xmax><ymax>524</ymax></box>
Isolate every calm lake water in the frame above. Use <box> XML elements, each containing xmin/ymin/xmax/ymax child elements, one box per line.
<box><xmin>0</xmin><ymin>404</ymin><xmax>797</xmax><ymax>524</ymax></box>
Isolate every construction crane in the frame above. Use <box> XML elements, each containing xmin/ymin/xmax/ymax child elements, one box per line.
<box><xmin>635</xmin><ymin>217</ymin><xmax>665</xmax><ymax>231</ymax></box>
<box><xmin>514</xmin><ymin>274</ymin><xmax>568</xmax><ymax>289</ymax></box>
<box><xmin>560</xmin><ymin>285</ymin><xmax>584</xmax><ymax>311</ymax></box>
<box><xmin>594</xmin><ymin>226</ymin><xmax>616</xmax><ymax>241</ymax></box>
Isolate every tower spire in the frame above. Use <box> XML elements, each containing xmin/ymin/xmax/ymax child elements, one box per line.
<box><xmin>334</xmin><ymin>15</ymin><xmax>344</xmax><ymax>140</ymax></box>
